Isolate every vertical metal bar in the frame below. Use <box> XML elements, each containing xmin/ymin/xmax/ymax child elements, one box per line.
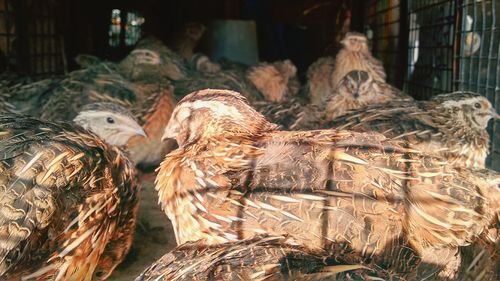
<box><xmin>492</xmin><ymin>0</ymin><xmax>500</xmax><ymax>170</ymax></box>
<box><xmin>398</xmin><ymin>0</ymin><xmax>408</xmax><ymax>89</ymax></box>
<box><xmin>485</xmin><ymin>0</ymin><xmax>495</xmax><ymax>102</ymax></box>
<box><xmin>467</xmin><ymin>0</ymin><xmax>476</xmax><ymax>89</ymax></box>
<box><xmin>476</xmin><ymin>0</ymin><xmax>486</xmax><ymax>92</ymax></box>
<box><xmin>12</xmin><ymin>0</ymin><xmax>29</xmax><ymax>74</ymax></box>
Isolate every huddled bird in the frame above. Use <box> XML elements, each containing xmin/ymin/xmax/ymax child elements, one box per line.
<box><xmin>136</xmin><ymin>235</ymin><xmax>398</xmax><ymax>281</ymax></box>
<box><xmin>246</xmin><ymin>59</ymin><xmax>300</xmax><ymax>103</ymax></box>
<box><xmin>330</xmin><ymin>91</ymin><xmax>498</xmax><ymax>169</ymax></box>
<box><xmin>2</xmin><ymin>52</ymin><xmax>177</xmax><ymax>167</ymax></box>
<box><xmin>255</xmin><ymin>70</ymin><xmax>411</xmax><ymax>130</ymax></box>
<box><xmin>306</xmin><ymin>32</ymin><xmax>387</xmax><ymax>105</ymax></box>
<box><xmin>0</xmin><ymin>102</ymin><xmax>144</xmax><ymax>280</ymax></box>
<box><xmin>188</xmin><ymin>53</ymin><xmax>221</xmax><ymax>74</ymax></box>
<box><xmin>118</xmin><ymin>37</ymin><xmax>189</xmax><ymax>82</ymax></box>
<box><xmin>173</xmin><ymin>59</ymin><xmax>300</xmax><ymax>104</ymax></box>
<box><xmin>156</xmin><ymin>89</ymin><xmax>499</xmax><ymax>279</ymax></box>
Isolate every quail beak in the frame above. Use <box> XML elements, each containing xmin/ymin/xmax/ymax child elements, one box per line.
<box><xmin>491</xmin><ymin>108</ymin><xmax>500</xmax><ymax>120</ymax></box>
<box><xmin>136</xmin><ymin>128</ymin><xmax>147</xmax><ymax>138</ymax></box>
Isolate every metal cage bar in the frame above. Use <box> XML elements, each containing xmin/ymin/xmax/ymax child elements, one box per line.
<box><xmin>365</xmin><ymin>0</ymin><xmax>403</xmax><ymax>87</ymax></box>
<box><xmin>404</xmin><ymin>0</ymin><xmax>456</xmax><ymax>100</ymax></box>
<box><xmin>455</xmin><ymin>0</ymin><xmax>500</xmax><ymax>170</ymax></box>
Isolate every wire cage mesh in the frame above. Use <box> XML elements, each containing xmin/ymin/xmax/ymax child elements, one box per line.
<box><xmin>405</xmin><ymin>0</ymin><xmax>456</xmax><ymax>100</ymax></box>
<box><xmin>364</xmin><ymin>0</ymin><xmax>403</xmax><ymax>87</ymax></box>
<box><xmin>23</xmin><ymin>0</ymin><xmax>64</xmax><ymax>76</ymax></box>
<box><xmin>0</xmin><ymin>0</ymin><xmax>15</xmax><ymax>72</ymax></box>
<box><xmin>455</xmin><ymin>0</ymin><xmax>500</xmax><ymax>169</ymax></box>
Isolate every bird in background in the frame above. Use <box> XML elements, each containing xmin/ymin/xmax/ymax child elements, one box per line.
<box><xmin>256</xmin><ymin>70</ymin><xmax>411</xmax><ymax>130</ymax></box>
<box><xmin>0</xmin><ymin>102</ymin><xmax>144</xmax><ymax>280</ymax></box>
<box><xmin>156</xmin><ymin>89</ymin><xmax>499</xmax><ymax>279</ymax></box>
<box><xmin>330</xmin><ymin>91</ymin><xmax>498</xmax><ymax>169</ymax></box>
<box><xmin>306</xmin><ymin>32</ymin><xmax>387</xmax><ymax>105</ymax></box>
<box><xmin>173</xmin><ymin>59</ymin><xmax>300</xmax><ymax>104</ymax></box>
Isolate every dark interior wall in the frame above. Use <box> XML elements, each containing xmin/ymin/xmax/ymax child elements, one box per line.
<box><xmin>53</xmin><ymin>0</ymin><xmax>352</xmax><ymax>73</ymax></box>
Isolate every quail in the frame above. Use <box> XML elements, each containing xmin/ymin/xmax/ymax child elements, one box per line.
<box><xmin>3</xmin><ymin>59</ymin><xmax>177</xmax><ymax>167</ymax></box>
<box><xmin>307</xmin><ymin>32</ymin><xmax>387</xmax><ymax>105</ymax></box>
<box><xmin>0</xmin><ymin>102</ymin><xmax>144</xmax><ymax>280</ymax></box>
<box><xmin>118</xmin><ymin>37</ymin><xmax>189</xmax><ymax>82</ymax></box>
<box><xmin>156</xmin><ymin>89</ymin><xmax>499</xmax><ymax>279</ymax></box>
<box><xmin>255</xmin><ymin>70</ymin><xmax>411</xmax><ymax>130</ymax></box>
<box><xmin>173</xmin><ymin>59</ymin><xmax>300</xmax><ymax>104</ymax></box>
<box><xmin>135</xmin><ymin>235</ymin><xmax>399</xmax><ymax>281</ymax></box>
<box><xmin>329</xmin><ymin>91</ymin><xmax>498</xmax><ymax>169</ymax></box>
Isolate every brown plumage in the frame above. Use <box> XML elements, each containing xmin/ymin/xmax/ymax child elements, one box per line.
<box><xmin>174</xmin><ymin>59</ymin><xmax>300</xmax><ymax>103</ymax></box>
<box><xmin>189</xmin><ymin>53</ymin><xmax>221</xmax><ymax>73</ymax></box>
<box><xmin>156</xmin><ymin>89</ymin><xmax>499</xmax><ymax>279</ymax></box>
<box><xmin>118</xmin><ymin>37</ymin><xmax>188</xmax><ymax>82</ymax></box>
<box><xmin>0</xmin><ymin>103</ymin><xmax>143</xmax><ymax>280</ymax></box>
<box><xmin>331</xmin><ymin>32</ymin><xmax>386</xmax><ymax>88</ymax></box>
<box><xmin>324</xmin><ymin>70</ymin><xmax>411</xmax><ymax>120</ymax></box>
<box><xmin>307</xmin><ymin>32</ymin><xmax>387</xmax><ymax>105</ymax></box>
<box><xmin>330</xmin><ymin>91</ymin><xmax>498</xmax><ymax>169</ymax></box>
<box><xmin>246</xmin><ymin>59</ymin><xmax>300</xmax><ymax>102</ymax></box>
<box><xmin>255</xmin><ymin>70</ymin><xmax>411</xmax><ymax>130</ymax></box>
<box><xmin>126</xmin><ymin>77</ymin><xmax>178</xmax><ymax>167</ymax></box>
<box><xmin>3</xmin><ymin>59</ymin><xmax>177</xmax><ymax>167</ymax></box>
<box><xmin>136</xmin><ymin>235</ymin><xmax>399</xmax><ymax>281</ymax></box>
<box><xmin>306</xmin><ymin>56</ymin><xmax>336</xmax><ymax>105</ymax></box>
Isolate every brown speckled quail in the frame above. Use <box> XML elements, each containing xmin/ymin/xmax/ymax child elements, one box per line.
<box><xmin>173</xmin><ymin>59</ymin><xmax>300</xmax><ymax>104</ymax></box>
<box><xmin>3</xmin><ymin>59</ymin><xmax>177</xmax><ymax>167</ymax></box>
<box><xmin>118</xmin><ymin>37</ymin><xmax>189</xmax><ymax>82</ymax></box>
<box><xmin>255</xmin><ymin>70</ymin><xmax>411</xmax><ymax>130</ymax></box>
<box><xmin>0</xmin><ymin>103</ymin><xmax>144</xmax><ymax>280</ymax></box>
<box><xmin>156</xmin><ymin>89</ymin><xmax>499</xmax><ymax>279</ymax></box>
<box><xmin>306</xmin><ymin>32</ymin><xmax>387</xmax><ymax>104</ymax></box>
<box><xmin>330</xmin><ymin>91</ymin><xmax>498</xmax><ymax>169</ymax></box>
<box><xmin>135</xmin><ymin>235</ymin><xmax>400</xmax><ymax>281</ymax></box>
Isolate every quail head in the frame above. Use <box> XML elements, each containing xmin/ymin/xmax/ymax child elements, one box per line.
<box><xmin>330</xmin><ymin>32</ymin><xmax>387</xmax><ymax>97</ymax></box>
<box><xmin>325</xmin><ymin>70</ymin><xmax>411</xmax><ymax>120</ymax></box>
<box><xmin>330</xmin><ymin>91</ymin><xmax>498</xmax><ymax>169</ymax></box>
<box><xmin>74</xmin><ymin>102</ymin><xmax>146</xmax><ymax>146</ymax></box>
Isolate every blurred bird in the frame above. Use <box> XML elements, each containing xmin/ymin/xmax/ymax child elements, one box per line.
<box><xmin>3</xmin><ymin>60</ymin><xmax>177</xmax><ymax>167</ymax></box>
<box><xmin>118</xmin><ymin>37</ymin><xmax>188</xmax><ymax>82</ymax></box>
<box><xmin>156</xmin><ymin>89</ymin><xmax>499</xmax><ymax>279</ymax></box>
<box><xmin>174</xmin><ymin>59</ymin><xmax>300</xmax><ymax>103</ymax></box>
<box><xmin>331</xmin><ymin>32</ymin><xmax>386</xmax><ymax>87</ymax></box>
<box><xmin>74</xmin><ymin>54</ymin><xmax>103</xmax><ymax>68</ymax></box>
<box><xmin>330</xmin><ymin>91</ymin><xmax>498</xmax><ymax>169</ymax></box>
<box><xmin>127</xmin><ymin>77</ymin><xmax>178</xmax><ymax>167</ymax></box>
<box><xmin>168</xmin><ymin>22</ymin><xmax>206</xmax><ymax>60</ymax></box>
<box><xmin>255</xmin><ymin>70</ymin><xmax>411</xmax><ymax>130</ymax></box>
<box><xmin>307</xmin><ymin>32</ymin><xmax>387</xmax><ymax>105</ymax></box>
<box><xmin>189</xmin><ymin>53</ymin><xmax>221</xmax><ymax>73</ymax></box>
<box><xmin>306</xmin><ymin>56</ymin><xmax>336</xmax><ymax>105</ymax></box>
<box><xmin>136</xmin><ymin>235</ymin><xmax>398</xmax><ymax>281</ymax></box>
<box><xmin>324</xmin><ymin>70</ymin><xmax>410</xmax><ymax>120</ymax></box>
<box><xmin>0</xmin><ymin>102</ymin><xmax>143</xmax><ymax>280</ymax></box>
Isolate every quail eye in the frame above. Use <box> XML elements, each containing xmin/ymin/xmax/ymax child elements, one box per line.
<box><xmin>94</xmin><ymin>270</ymin><xmax>106</xmax><ymax>278</ymax></box>
<box><xmin>474</xmin><ymin>103</ymin><xmax>481</xmax><ymax>109</ymax></box>
<box><xmin>106</xmin><ymin>117</ymin><xmax>115</xmax><ymax>124</ymax></box>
